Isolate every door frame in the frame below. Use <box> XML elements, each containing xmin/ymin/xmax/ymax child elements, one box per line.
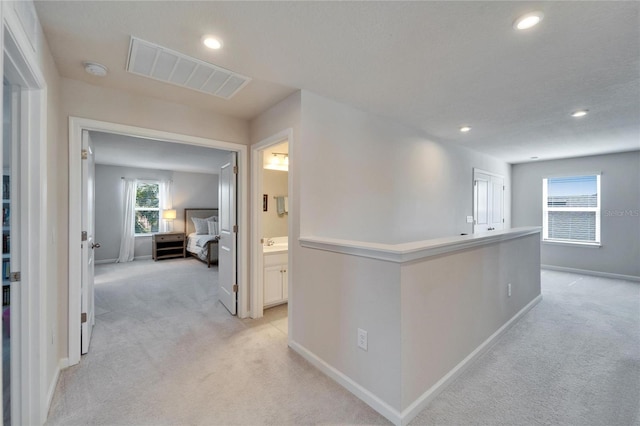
<box><xmin>68</xmin><ymin>117</ymin><xmax>249</xmax><ymax>366</ymax></box>
<box><xmin>250</xmin><ymin>128</ymin><xmax>293</xmax><ymax>320</ymax></box>
<box><xmin>472</xmin><ymin>168</ymin><xmax>504</xmax><ymax>234</ymax></box>
<box><xmin>2</xmin><ymin>2</ymin><xmax>49</xmax><ymax>424</ymax></box>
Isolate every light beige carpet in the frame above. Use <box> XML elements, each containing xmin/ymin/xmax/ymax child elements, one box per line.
<box><xmin>46</xmin><ymin>258</ymin><xmax>387</xmax><ymax>425</ymax></box>
<box><xmin>46</xmin><ymin>260</ymin><xmax>640</xmax><ymax>425</ymax></box>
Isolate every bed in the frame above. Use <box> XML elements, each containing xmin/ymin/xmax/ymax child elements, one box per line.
<box><xmin>184</xmin><ymin>208</ymin><xmax>219</xmax><ymax>267</ymax></box>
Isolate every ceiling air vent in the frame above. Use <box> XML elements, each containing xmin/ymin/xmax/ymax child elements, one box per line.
<box><xmin>126</xmin><ymin>37</ymin><xmax>251</xmax><ymax>100</ymax></box>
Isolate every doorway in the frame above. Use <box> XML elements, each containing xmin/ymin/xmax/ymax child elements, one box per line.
<box><xmin>67</xmin><ymin>118</ymin><xmax>249</xmax><ymax>366</ymax></box>
<box><xmin>473</xmin><ymin>168</ymin><xmax>505</xmax><ymax>233</ymax></box>
<box><xmin>251</xmin><ymin>129</ymin><xmax>293</xmax><ymax>324</ymax></box>
<box><xmin>1</xmin><ymin>8</ymin><xmax>49</xmax><ymax>424</ymax></box>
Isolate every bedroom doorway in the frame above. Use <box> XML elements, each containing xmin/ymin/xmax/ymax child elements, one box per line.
<box><xmin>251</xmin><ymin>129</ymin><xmax>293</xmax><ymax>324</ymax></box>
<box><xmin>68</xmin><ymin>118</ymin><xmax>249</xmax><ymax>366</ymax></box>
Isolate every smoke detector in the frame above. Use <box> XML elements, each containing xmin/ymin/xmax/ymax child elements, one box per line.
<box><xmin>84</xmin><ymin>61</ymin><xmax>108</xmax><ymax>77</ymax></box>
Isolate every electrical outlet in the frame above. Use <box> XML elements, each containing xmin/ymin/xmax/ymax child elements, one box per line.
<box><xmin>508</xmin><ymin>283</ymin><xmax>512</xmax><ymax>297</ymax></box>
<box><xmin>357</xmin><ymin>328</ymin><xmax>368</xmax><ymax>351</ymax></box>
<box><xmin>466</xmin><ymin>216</ymin><xmax>474</xmax><ymax>224</ymax></box>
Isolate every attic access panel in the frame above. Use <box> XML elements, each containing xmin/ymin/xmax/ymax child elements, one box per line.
<box><xmin>126</xmin><ymin>37</ymin><xmax>252</xmax><ymax>100</ymax></box>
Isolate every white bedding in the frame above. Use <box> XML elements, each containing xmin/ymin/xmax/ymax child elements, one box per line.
<box><xmin>187</xmin><ymin>233</ymin><xmax>218</xmax><ymax>262</ymax></box>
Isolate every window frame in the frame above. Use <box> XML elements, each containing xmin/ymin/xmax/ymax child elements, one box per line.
<box><xmin>134</xmin><ymin>180</ymin><xmax>162</xmax><ymax>237</ymax></box>
<box><xmin>542</xmin><ymin>174</ymin><xmax>601</xmax><ymax>246</ymax></box>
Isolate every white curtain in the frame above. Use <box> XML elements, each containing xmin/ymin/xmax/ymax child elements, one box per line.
<box><xmin>117</xmin><ymin>179</ymin><xmax>136</xmax><ymax>263</ymax></box>
<box><xmin>160</xmin><ymin>180</ymin><xmax>173</xmax><ymax>232</ymax></box>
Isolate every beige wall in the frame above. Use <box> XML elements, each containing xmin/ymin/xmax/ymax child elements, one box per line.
<box><xmin>57</xmin><ymin>78</ymin><xmax>251</xmax><ymax>360</ymax></box>
<box><xmin>299</xmin><ymin>91</ymin><xmax>512</xmax><ymax>243</ymax></box>
<box><xmin>400</xmin><ymin>233</ymin><xmax>541</xmax><ymax>408</ymax></box>
<box><xmin>262</xmin><ymin>169</ymin><xmax>288</xmax><ymax>238</ymax></box>
<box><xmin>40</xmin><ymin>10</ymin><xmax>64</xmax><ymax>410</ymax></box>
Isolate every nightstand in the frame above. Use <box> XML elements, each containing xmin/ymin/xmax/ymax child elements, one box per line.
<box><xmin>152</xmin><ymin>232</ymin><xmax>185</xmax><ymax>261</ymax></box>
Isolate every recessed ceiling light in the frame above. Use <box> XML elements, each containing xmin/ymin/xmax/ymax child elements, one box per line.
<box><xmin>513</xmin><ymin>12</ymin><xmax>544</xmax><ymax>30</ymax></box>
<box><xmin>83</xmin><ymin>61</ymin><xmax>108</xmax><ymax>77</ymax></box>
<box><xmin>571</xmin><ymin>109</ymin><xmax>589</xmax><ymax>118</ymax></box>
<box><xmin>202</xmin><ymin>36</ymin><xmax>222</xmax><ymax>50</ymax></box>
<box><xmin>460</xmin><ymin>126</ymin><xmax>472</xmax><ymax>133</ymax></box>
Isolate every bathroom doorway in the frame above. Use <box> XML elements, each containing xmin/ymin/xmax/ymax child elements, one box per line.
<box><xmin>251</xmin><ymin>129</ymin><xmax>293</xmax><ymax>323</ymax></box>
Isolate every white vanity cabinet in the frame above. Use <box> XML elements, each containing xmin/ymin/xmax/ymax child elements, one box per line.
<box><xmin>263</xmin><ymin>251</ymin><xmax>288</xmax><ymax>307</ymax></box>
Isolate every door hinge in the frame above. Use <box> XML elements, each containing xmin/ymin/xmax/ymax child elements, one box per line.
<box><xmin>503</xmin><ymin>185</ymin><xmax>505</xmax><ymax>190</ymax></box>
<box><xmin>232</xmin><ymin>284</ymin><xmax>238</xmax><ymax>293</ymax></box>
<box><xmin>81</xmin><ymin>149</ymin><xmax>88</xmax><ymax>160</ymax></box>
<box><xmin>233</xmin><ymin>225</ymin><xmax>238</xmax><ymax>233</ymax></box>
<box><xmin>233</xmin><ymin>165</ymin><xmax>238</xmax><ymax>174</ymax></box>
<box><xmin>81</xmin><ymin>312</ymin><xmax>87</xmax><ymax>323</ymax></box>
<box><xmin>81</xmin><ymin>231</ymin><xmax>88</xmax><ymax>241</ymax></box>
<box><xmin>9</xmin><ymin>272</ymin><xmax>20</xmax><ymax>282</ymax></box>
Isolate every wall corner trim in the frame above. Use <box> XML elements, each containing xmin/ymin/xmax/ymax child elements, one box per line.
<box><xmin>288</xmin><ymin>341</ymin><xmax>403</xmax><ymax>426</ymax></box>
<box><xmin>398</xmin><ymin>294</ymin><xmax>542</xmax><ymax>425</ymax></box>
<box><xmin>45</xmin><ymin>358</ymin><xmax>69</xmax><ymax>418</ymax></box>
<box><xmin>289</xmin><ymin>294</ymin><xmax>542</xmax><ymax>425</ymax></box>
<box><xmin>541</xmin><ymin>265</ymin><xmax>640</xmax><ymax>282</ymax></box>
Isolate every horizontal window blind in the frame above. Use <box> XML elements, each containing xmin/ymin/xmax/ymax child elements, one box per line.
<box><xmin>543</xmin><ymin>175</ymin><xmax>600</xmax><ymax>244</ymax></box>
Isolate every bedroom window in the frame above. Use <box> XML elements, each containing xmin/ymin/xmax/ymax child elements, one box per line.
<box><xmin>135</xmin><ymin>181</ymin><xmax>161</xmax><ymax>235</ymax></box>
<box><xmin>542</xmin><ymin>174</ymin><xmax>601</xmax><ymax>245</ymax></box>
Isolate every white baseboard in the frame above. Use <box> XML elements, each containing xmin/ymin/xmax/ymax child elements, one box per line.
<box><xmin>290</xmin><ymin>294</ymin><xmax>543</xmax><ymax>426</ymax></box>
<box><xmin>542</xmin><ymin>264</ymin><xmax>640</xmax><ymax>282</ymax></box>
<box><xmin>134</xmin><ymin>255</ymin><xmax>152</xmax><ymax>261</ymax></box>
<box><xmin>95</xmin><ymin>259</ymin><xmax>117</xmax><ymax>265</ymax></box>
<box><xmin>399</xmin><ymin>294</ymin><xmax>542</xmax><ymax>425</ymax></box>
<box><xmin>289</xmin><ymin>341</ymin><xmax>403</xmax><ymax>426</ymax></box>
<box><xmin>45</xmin><ymin>358</ymin><xmax>69</xmax><ymax>420</ymax></box>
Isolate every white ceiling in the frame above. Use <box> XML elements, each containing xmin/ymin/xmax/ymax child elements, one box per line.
<box><xmin>36</xmin><ymin>1</ymin><xmax>639</xmax><ymax>164</ymax></box>
<box><xmin>90</xmin><ymin>131</ymin><xmax>228</xmax><ymax>174</ymax></box>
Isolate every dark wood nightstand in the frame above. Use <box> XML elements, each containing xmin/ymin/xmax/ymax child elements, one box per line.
<box><xmin>152</xmin><ymin>232</ymin><xmax>185</xmax><ymax>261</ymax></box>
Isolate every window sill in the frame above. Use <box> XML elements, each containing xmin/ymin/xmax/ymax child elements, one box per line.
<box><xmin>134</xmin><ymin>234</ymin><xmax>153</xmax><ymax>238</ymax></box>
<box><xmin>542</xmin><ymin>240</ymin><xmax>601</xmax><ymax>248</ymax></box>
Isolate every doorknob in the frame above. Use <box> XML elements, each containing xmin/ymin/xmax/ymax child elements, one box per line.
<box><xmin>91</xmin><ymin>242</ymin><xmax>101</xmax><ymax>249</ymax></box>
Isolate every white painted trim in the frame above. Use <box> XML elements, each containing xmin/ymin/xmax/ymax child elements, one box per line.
<box><xmin>45</xmin><ymin>358</ymin><xmax>68</xmax><ymax>415</ymax></box>
<box><xmin>68</xmin><ymin>117</ymin><xmax>250</xmax><ymax>366</ymax></box>
<box><xmin>133</xmin><ymin>255</ymin><xmax>152</xmax><ymax>261</ymax></box>
<box><xmin>399</xmin><ymin>294</ymin><xmax>543</xmax><ymax>425</ymax></box>
<box><xmin>300</xmin><ymin>227</ymin><xmax>540</xmax><ymax>264</ymax></box>
<box><xmin>250</xmin><ymin>128</ymin><xmax>293</xmax><ymax>319</ymax></box>
<box><xmin>291</xmin><ymin>294</ymin><xmax>542</xmax><ymax>426</ymax></box>
<box><xmin>289</xmin><ymin>341</ymin><xmax>403</xmax><ymax>426</ymax></box>
<box><xmin>3</xmin><ymin>3</ymin><xmax>49</xmax><ymax>424</ymax></box>
<box><xmin>541</xmin><ymin>265</ymin><xmax>640</xmax><ymax>282</ymax></box>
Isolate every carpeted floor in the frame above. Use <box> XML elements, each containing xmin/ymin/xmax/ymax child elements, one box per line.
<box><xmin>46</xmin><ymin>261</ymin><xmax>639</xmax><ymax>425</ymax></box>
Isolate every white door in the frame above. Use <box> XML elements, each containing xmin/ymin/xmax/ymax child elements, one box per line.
<box><xmin>218</xmin><ymin>152</ymin><xmax>237</xmax><ymax>314</ymax></box>
<box><xmin>81</xmin><ymin>130</ymin><xmax>97</xmax><ymax>353</ymax></box>
<box><xmin>473</xmin><ymin>170</ymin><xmax>504</xmax><ymax>233</ymax></box>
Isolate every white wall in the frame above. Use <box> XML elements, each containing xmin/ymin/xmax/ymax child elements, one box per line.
<box><xmin>262</xmin><ymin>169</ymin><xmax>288</xmax><ymax>238</ymax></box>
<box><xmin>512</xmin><ymin>151</ymin><xmax>640</xmax><ymax>278</ymax></box>
<box><xmin>299</xmin><ymin>91</ymin><xmax>511</xmax><ymax>243</ymax></box>
<box><xmin>94</xmin><ymin>164</ymin><xmax>217</xmax><ymax>262</ymax></box>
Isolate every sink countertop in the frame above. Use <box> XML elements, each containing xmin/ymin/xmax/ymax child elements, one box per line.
<box><xmin>263</xmin><ymin>244</ymin><xmax>288</xmax><ymax>254</ymax></box>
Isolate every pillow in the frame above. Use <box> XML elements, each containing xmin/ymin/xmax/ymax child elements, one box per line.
<box><xmin>207</xmin><ymin>220</ymin><xmax>218</xmax><ymax>236</ymax></box>
<box><xmin>191</xmin><ymin>217</ymin><xmax>209</xmax><ymax>235</ymax></box>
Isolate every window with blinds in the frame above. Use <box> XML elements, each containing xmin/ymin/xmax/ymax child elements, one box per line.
<box><xmin>542</xmin><ymin>175</ymin><xmax>601</xmax><ymax>245</ymax></box>
<box><xmin>135</xmin><ymin>182</ymin><xmax>160</xmax><ymax>235</ymax></box>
